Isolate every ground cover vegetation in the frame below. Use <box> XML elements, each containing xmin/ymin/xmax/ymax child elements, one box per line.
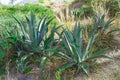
<box><xmin>0</xmin><ymin>0</ymin><xmax>120</xmax><ymax>80</ymax></box>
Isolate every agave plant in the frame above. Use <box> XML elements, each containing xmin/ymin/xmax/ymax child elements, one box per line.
<box><xmin>13</xmin><ymin>12</ymin><xmax>57</xmax><ymax>53</ymax></box>
<box><xmin>94</xmin><ymin>14</ymin><xmax>114</xmax><ymax>33</ymax></box>
<box><xmin>13</xmin><ymin>12</ymin><xmax>61</xmax><ymax>72</ymax></box>
<box><xmin>57</xmin><ymin>22</ymin><xmax>110</xmax><ymax>75</ymax></box>
<box><xmin>93</xmin><ymin>14</ymin><xmax>119</xmax><ymax>48</ymax></box>
<box><xmin>82</xmin><ymin>14</ymin><xmax>118</xmax><ymax>49</ymax></box>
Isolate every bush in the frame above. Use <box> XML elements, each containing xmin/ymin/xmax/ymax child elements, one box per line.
<box><xmin>0</xmin><ymin>4</ymin><xmax>54</xmax><ymax>16</ymax></box>
<box><xmin>70</xmin><ymin>0</ymin><xmax>93</xmax><ymax>18</ymax></box>
<box><xmin>71</xmin><ymin>5</ymin><xmax>93</xmax><ymax>19</ymax></box>
<box><xmin>0</xmin><ymin>23</ymin><xmax>21</xmax><ymax>61</ymax></box>
<box><xmin>0</xmin><ymin>23</ymin><xmax>23</xmax><ymax>75</ymax></box>
<box><xmin>0</xmin><ymin>3</ymin><xmax>57</xmax><ymax>26</ymax></box>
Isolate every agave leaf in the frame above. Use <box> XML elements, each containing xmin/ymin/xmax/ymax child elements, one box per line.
<box><xmin>76</xmin><ymin>27</ymin><xmax>83</xmax><ymax>59</ymax></box>
<box><xmin>29</xmin><ymin>12</ymin><xmax>36</xmax><ymax>45</ymax></box>
<box><xmin>36</xmin><ymin>18</ymin><xmax>42</xmax><ymax>43</ymax></box>
<box><xmin>30</xmin><ymin>12</ymin><xmax>36</xmax><ymax>28</ymax></box>
<box><xmin>37</xmin><ymin>17</ymin><xmax>46</xmax><ymax>30</ymax></box>
<box><xmin>62</xmin><ymin>37</ymin><xmax>72</xmax><ymax>55</ymax></box>
<box><xmin>73</xmin><ymin>22</ymin><xmax>80</xmax><ymax>39</ymax></box>
<box><xmin>87</xmin><ymin>55</ymin><xmax>111</xmax><ymax>61</ymax></box>
<box><xmin>71</xmin><ymin>44</ymin><xmax>81</xmax><ymax>63</ymax></box>
<box><xmin>37</xmin><ymin>17</ymin><xmax>46</xmax><ymax>42</ymax></box>
<box><xmin>86</xmin><ymin>48</ymin><xmax>111</xmax><ymax>60</ymax></box>
<box><xmin>99</xmin><ymin>14</ymin><xmax>105</xmax><ymax>28</ymax></box>
<box><xmin>99</xmin><ymin>55</ymin><xmax>112</xmax><ymax>59</ymax></box>
<box><xmin>13</xmin><ymin>16</ymin><xmax>28</xmax><ymax>40</ymax></box>
<box><xmin>37</xmin><ymin>17</ymin><xmax>48</xmax><ymax>45</ymax></box>
<box><xmin>97</xmin><ymin>14</ymin><xmax>101</xmax><ymax>26</ymax></box>
<box><xmin>40</xmin><ymin>56</ymin><xmax>47</xmax><ymax>69</ymax></box>
<box><xmin>81</xmin><ymin>62</ymin><xmax>89</xmax><ymax>75</ymax></box>
<box><xmin>37</xmin><ymin>16</ymin><xmax>53</xmax><ymax>45</ymax></box>
<box><xmin>57</xmin><ymin>62</ymin><xmax>75</xmax><ymax>72</ymax></box>
<box><xmin>46</xmin><ymin>16</ymin><xmax>54</xmax><ymax>25</ymax></box>
<box><xmin>64</xmin><ymin>29</ymin><xmax>74</xmax><ymax>43</ymax></box>
<box><xmin>25</xmin><ymin>16</ymin><xmax>34</xmax><ymax>44</ymax></box>
<box><xmin>107</xmin><ymin>28</ymin><xmax>120</xmax><ymax>34</ymax></box>
<box><xmin>21</xmin><ymin>55</ymin><xmax>29</xmax><ymax>61</ymax></box>
<box><xmin>30</xmin><ymin>12</ymin><xmax>36</xmax><ymax>33</ymax></box>
<box><xmin>57</xmin><ymin>52</ymin><xmax>73</xmax><ymax>62</ymax></box>
<box><xmin>73</xmin><ymin>22</ymin><xmax>82</xmax><ymax>51</ymax></box>
<box><xmin>44</xmin><ymin>35</ymin><xmax>54</xmax><ymax>49</ymax></box>
<box><xmin>79</xmin><ymin>29</ymin><xmax>82</xmax><ymax>51</ymax></box>
<box><xmin>103</xmin><ymin>18</ymin><xmax>114</xmax><ymax>32</ymax></box>
<box><xmin>63</xmin><ymin>33</ymin><xmax>74</xmax><ymax>57</ymax></box>
<box><xmin>83</xmin><ymin>33</ymin><xmax>98</xmax><ymax>60</ymax></box>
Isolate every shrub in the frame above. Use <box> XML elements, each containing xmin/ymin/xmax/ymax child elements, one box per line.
<box><xmin>0</xmin><ymin>23</ymin><xmax>21</xmax><ymax>61</ymax></box>
<box><xmin>0</xmin><ymin>3</ymin><xmax>57</xmax><ymax>26</ymax></box>
<box><xmin>0</xmin><ymin>22</ymin><xmax>22</xmax><ymax>75</ymax></box>
<box><xmin>0</xmin><ymin>4</ymin><xmax>54</xmax><ymax>16</ymax></box>
<box><xmin>71</xmin><ymin>5</ymin><xmax>93</xmax><ymax>19</ymax></box>
<box><xmin>70</xmin><ymin>0</ymin><xmax>93</xmax><ymax>18</ymax></box>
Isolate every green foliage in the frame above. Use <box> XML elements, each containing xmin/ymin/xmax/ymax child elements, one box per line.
<box><xmin>71</xmin><ymin>0</ymin><xmax>93</xmax><ymax>18</ymax></box>
<box><xmin>0</xmin><ymin>4</ymin><xmax>54</xmax><ymax>16</ymax></box>
<box><xmin>71</xmin><ymin>5</ymin><xmax>93</xmax><ymax>19</ymax></box>
<box><xmin>0</xmin><ymin>62</ymin><xmax>5</xmax><ymax>75</ymax></box>
<box><xmin>0</xmin><ymin>3</ymin><xmax>57</xmax><ymax>26</ymax></box>
<box><xmin>55</xmin><ymin>71</ymin><xmax>61</xmax><ymax>80</ymax></box>
<box><xmin>0</xmin><ymin>22</ymin><xmax>23</xmax><ymax>75</ymax></box>
<box><xmin>0</xmin><ymin>23</ymin><xmax>21</xmax><ymax>61</ymax></box>
<box><xmin>16</xmin><ymin>55</ymin><xmax>31</xmax><ymax>74</ymax></box>
<box><xmin>0</xmin><ymin>51</ymin><xmax>4</xmax><ymax>61</ymax></box>
<box><xmin>57</xmin><ymin>22</ymin><xmax>110</xmax><ymax>75</ymax></box>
